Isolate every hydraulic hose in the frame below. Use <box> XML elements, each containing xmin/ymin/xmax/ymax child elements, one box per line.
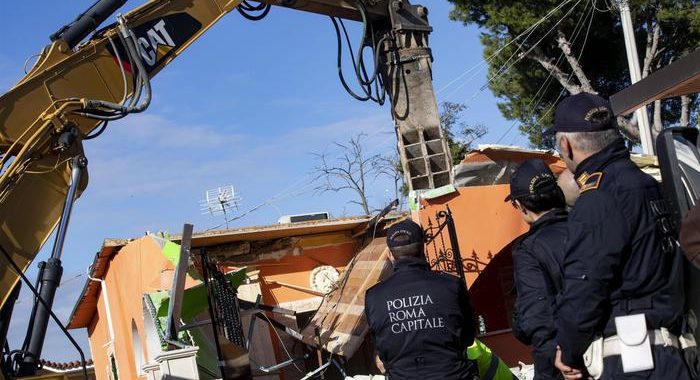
<box><xmin>84</xmin><ymin>19</ymin><xmax>151</xmax><ymax>114</ymax></box>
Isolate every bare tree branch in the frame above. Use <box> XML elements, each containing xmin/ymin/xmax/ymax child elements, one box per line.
<box><xmin>459</xmin><ymin>124</ymin><xmax>487</xmax><ymax>151</ymax></box>
<box><xmin>527</xmin><ymin>46</ymin><xmax>583</xmax><ymax>94</ymax></box>
<box><xmin>639</xmin><ymin>20</ymin><xmax>665</xmax><ymax>134</ymax></box>
<box><xmin>373</xmin><ymin>153</ymin><xmax>405</xmax><ymax>209</ymax></box>
<box><xmin>527</xmin><ymin>37</ymin><xmax>642</xmax><ymax>144</ymax></box>
<box><xmin>556</xmin><ymin>30</ymin><xmax>596</xmax><ymax>93</ymax></box>
<box><xmin>311</xmin><ymin>133</ymin><xmax>379</xmax><ymax>215</ymax></box>
<box><xmin>642</xmin><ymin>21</ymin><xmax>661</xmax><ymax>78</ymax></box>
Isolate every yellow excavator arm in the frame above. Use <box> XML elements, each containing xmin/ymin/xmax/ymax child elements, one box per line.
<box><xmin>0</xmin><ymin>1</ymin><xmax>451</xmax><ymax>374</ymax></box>
<box><xmin>0</xmin><ymin>0</ymin><xmax>248</xmax><ymax>316</ymax></box>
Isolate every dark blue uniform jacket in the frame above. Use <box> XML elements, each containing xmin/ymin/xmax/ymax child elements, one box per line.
<box><xmin>512</xmin><ymin>208</ymin><xmax>568</xmax><ymax>379</ymax></box>
<box><xmin>555</xmin><ymin>138</ymin><xmax>685</xmax><ymax>368</ymax></box>
<box><xmin>365</xmin><ymin>256</ymin><xmax>476</xmax><ymax>379</ymax></box>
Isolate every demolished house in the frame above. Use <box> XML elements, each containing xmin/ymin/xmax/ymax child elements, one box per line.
<box><xmin>66</xmin><ymin>217</ymin><xmax>389</xmax><ymax>379</ymax></box>
<box><xmin>65</xmin><ymin>146</ymin><xmax>660</xmax><ymax>380</ymax></box>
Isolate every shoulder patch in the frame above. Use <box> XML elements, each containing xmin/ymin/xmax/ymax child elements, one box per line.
<box><xmin>577</xmin><ymin>171</ymin><xmax>603</xmax><ymax>194</ymax></box>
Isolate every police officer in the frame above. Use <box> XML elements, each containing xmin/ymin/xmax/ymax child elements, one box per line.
<box><xmin>364</xmin><ymin>219</ymin><xmax>477</xmax><ymax>379</ymax></box>
<box><xmin>550</xmin><ymin>93</ymin><xmax>689</xmax><ymax>379</ymax></box>
<box><xmin>508</xmin><ymin>159</ymin><xmax>568</xmax><ymax>380</ymax></box>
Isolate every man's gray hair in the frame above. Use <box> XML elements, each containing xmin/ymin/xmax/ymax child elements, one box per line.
<box><xmin>556</xmin><ymin>129</ymin><xmax>621</xmax><ymax>153</ymax></box>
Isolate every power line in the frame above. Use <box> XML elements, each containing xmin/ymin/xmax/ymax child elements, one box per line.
<box><xmin>15</xmin><ymin>272</ymin><xmax>87</xmax><ymax>306</ymax></box>
<box><xmin>437</xmin><ymin>0</ymin><xmax>579</xmax><ymax>96</ymax></box>
<box><xmin>449</xmin><ymin>0</ymin><xmax>586</xmax><ymax>112</ymax></box>
<box><xmin>205</xmin><ymin>126</ymin><xmax>398</xmax><ymax>230</ymax></box>
<box><xmin>514</xmin><ymin>0</ymin><xmax>599</xmax><ymax>142</ymax></box>
<box><xmin>437</xmin><ymin>0</ymin><xmax>579</xmax><ymax>98</ymax></box>
<box><xmin>496</xmin><ymin>0</ymin><xmax>597</xmax><ymax>145</ymax></box>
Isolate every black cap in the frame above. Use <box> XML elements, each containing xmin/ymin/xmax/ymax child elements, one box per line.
<box><xmin>505</xmin><ymin>159</ymin><xmax>557</xmax><ymax>202</ymax></box>
<box><xmin>386</xmin><ymin>220</ymin><xmax>424</xmax><ymax>248</ymax></box>
<box><xmin>548</xmin><ymin>93</ymin><xmax>616</xmax><ymax>134</ymax></box>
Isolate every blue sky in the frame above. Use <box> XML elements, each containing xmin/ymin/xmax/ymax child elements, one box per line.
<box><xmin>1</xmin><ymin>0</ymin><xmax>518</xmax><ymax>362</ymax></box>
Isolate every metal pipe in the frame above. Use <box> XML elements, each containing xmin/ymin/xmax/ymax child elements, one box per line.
<box><xmin>616</xmin><ymin>0</ymin><xmax>655</xmax><ymax>154</ymax></box>
<box><xmin>18</xmin><ymin>258</ymin><xmax>63</xmax><ymax>376</ymax></box>
<box><xmin>50</xmin><ymin>156</ymin><xmax>87</xmax><ymax>261</ymax></box>
<box><xmin>254</xmin><ymin>356</ymin><xmax>308</xmax><ymax>373</ymax></box>
<box><xmin>17</xmin><ymin>155</ymin><xmax>87</xmax><ymax>376</ymax></box>
<box><xmin>165</xmin><ymin>223</ymin><xmax>193</xmax><ymax>342</ymax></box>
<box><xmin>300</xmin><ymin>359</ymin><xmax>332</xmax><ymax>380</ymax></box>
<box><xmin>87</xmin><ymin>269</ymin><xmax>115</xmax><ymax>345</ymax></box>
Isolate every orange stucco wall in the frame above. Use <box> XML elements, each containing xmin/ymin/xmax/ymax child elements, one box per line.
<box><xmin>255</xmin><ymin>234</ymin><xmax>357</xmax><ymax>306</ymax></box>
<box><xmin>87</xmin><ymin>236</ymin><xmax>198</xmax><ymax>380</ymax></box>
<box><xmin>418</xmin><ymin>184</ymin><xmax>529</xmax><ymax>287</ymax></box>
<box><xmin>88</xmin><ymin>309</ymin><xmax>108</xmax><ymax>380</ymax></box>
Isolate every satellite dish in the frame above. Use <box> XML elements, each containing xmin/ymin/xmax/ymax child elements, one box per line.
<box><xmin>200</xmin><ymin>185</ymin><xmax>241</xmax><ymax>229</ymax></box>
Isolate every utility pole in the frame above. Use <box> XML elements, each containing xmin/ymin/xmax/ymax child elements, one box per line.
<box><xmin>615</xmin><ymin>0</ymin><xmax>655</xmax><ymax>155</ymax></box>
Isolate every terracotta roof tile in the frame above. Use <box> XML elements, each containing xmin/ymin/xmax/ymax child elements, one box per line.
<box><xmin>40</xmin><ymin>358</ymin><xmax>93</xmax><ymax>370</ymax></box>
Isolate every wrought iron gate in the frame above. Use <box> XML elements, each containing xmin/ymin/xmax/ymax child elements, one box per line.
<box><xmin>200</xmin><ymin>249</ymin><xmax>248</xmax><ymax>378</ymax></box>
<box><xmin>423</xmin><ymin>205</ymin><xmax>490</xmax><ymax>282</ymax></box>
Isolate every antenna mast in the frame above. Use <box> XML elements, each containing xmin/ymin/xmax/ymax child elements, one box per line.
<box><xmin>200</xmin><ymin>185</ymin><xmax>241</xmax><ymax>229</ymax></box>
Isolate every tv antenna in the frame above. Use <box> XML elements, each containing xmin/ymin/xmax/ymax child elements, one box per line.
<box><xmin>200</xmin><ymin>185</ymin><xmax>241</xmax><ymax>229</ymax></box>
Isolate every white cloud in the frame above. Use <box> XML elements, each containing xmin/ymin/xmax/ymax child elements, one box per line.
<box><xmin>80</xmin><ymin>110</ymin><xmax>393</xmax><ymax>200</ymax></box>
<box><xmin>252</xmin><ymin>112</ymin><xmax>396</xmax><ymax>157</ymax></box>
<box><xmin>99</xmin><ymin>113</ymin><xmax>246</xmax><ymax>149</ymax></box>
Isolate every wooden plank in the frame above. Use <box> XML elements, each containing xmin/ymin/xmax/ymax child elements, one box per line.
<box><xmin>269</xmin><ymin>280</ymin><xmax>326</xmax><ymax>297</ymax></box>
<box><xmin>300</xmin><ymin>238</ymin><xmax>392</xmax><ymax>357</ymax></box>
<box><xmin>611</xmin><ymin>49</ymin><xmax>700</xmax><ymax>115</ymax></box>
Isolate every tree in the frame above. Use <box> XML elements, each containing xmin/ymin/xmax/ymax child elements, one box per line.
<box><xmin>372</xmin><ymin>152</ymin><xmax>406</xmax><ymax>208</ymax></box>
<box><xmin>441</xmin><ymin>101</ymin><xmax>487</xmax><ymax>164</ymax></box>
<box><xmin>312</xmin><ymin>134</ymin><xmax>379</xmax><ymax>215</ymax></box>
<box><xmin>312</xmin><ymin>104</ymin><xmax>485</xmax><ymax>213</ymax></box>
<box><xmin>448</xmin><ymin>0</ymin><xmax>700</xmax><ymax>148</ymax></box>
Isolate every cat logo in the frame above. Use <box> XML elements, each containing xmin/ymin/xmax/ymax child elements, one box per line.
<box><xmin>108</xmin><ymin>13</ymin><xmax>201</xmax><ymax>74</ymax></box>
<box><xmin>137</xmin><ymin>19</ymin><xmax>175</xmax><ymax>66</ymax></box>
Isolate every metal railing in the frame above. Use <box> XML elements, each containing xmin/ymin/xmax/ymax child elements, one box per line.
<box><xmin>423</xmin><ymin>205</ymin><xmax>491</xmax><ymax>282</ymax></box>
